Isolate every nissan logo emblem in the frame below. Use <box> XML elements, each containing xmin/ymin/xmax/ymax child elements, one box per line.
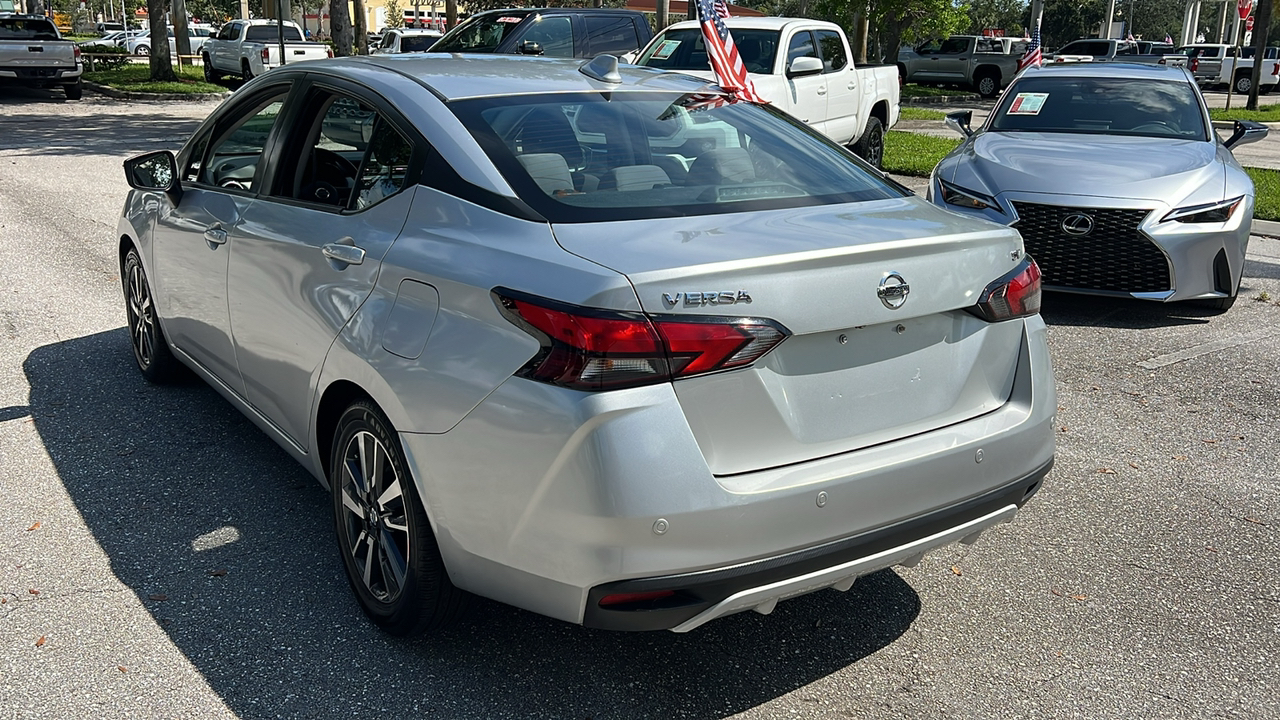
<box><xmin>878</xmin><ymin>272</ymin><xmax>910</xmax><ymax>310</ymax></box>
<box><xmin>1061</xmin><ymin>213</ymin><xmax>1095</xmax><ymax>236</ymax></box>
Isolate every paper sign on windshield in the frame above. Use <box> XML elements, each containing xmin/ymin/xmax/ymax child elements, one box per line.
<box><xmin>497</xmin><ymin>16</ymin><xmax>524</xmax><ymax>22</ymax></box>
<box><xmin>1008</xmin><ymin>93</ymin><xmax>1049</xmax><ymax>115</ymax></box>
<box><xmin>651</xmin><ymin>39</ymin><xmax>680</xmax><ymax>60</ymax></box>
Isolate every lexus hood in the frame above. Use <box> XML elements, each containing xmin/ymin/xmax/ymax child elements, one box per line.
<box><xmin>939</xmin><ymin>131</ymin><xmax>1227</xmax><ymax>204</ymax></box>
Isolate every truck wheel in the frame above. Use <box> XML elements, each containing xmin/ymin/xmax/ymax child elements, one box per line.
<box><xmin>1235</xmin><ymin>73</ymin><xmax>1252</xmax><ymax>94</ymax></box>
<box><xmin>241</xmin><ymin>59</ymin><xmax>254</xmax><ymax>81</ymax></box>
<box><xmin>202</xmin><ymin>55</ymin><xmax>220</xmax><ymax>83</ymax></box>
<box><xmin>975</xmin><ymin>73</ymin><xmax>1000</xmax><ymax>98</ymax></box>
<box><xmin>852</xmin><ymin>116</ymin><xmax>885</xmax><ymax>170</ymax></box>
<box><xmin>64</xmin><ymin>79</ymin><xmax>82</xmax><ymax>100</ymax></box>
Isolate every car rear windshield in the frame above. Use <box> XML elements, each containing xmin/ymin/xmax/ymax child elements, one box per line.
<box><xmin>451</xmin><ymin>92</ymin><xmax>903</xmax><ymax>223</ymax></box>
<box><xmin>401</xmin><ymin>35</ymin><xmax>438</xmax><ymax>52</ymax></box>
<box><xmin>246</xmin><ymin>25</ymin><xmax>303</xmax><ymax>42</ymax></box>
<box><xmin>989</xmin><ymin>76</ymin><xmax>1208</xmax><ymax>141</ymax></box>
<box><xmin>0</xmin><ymin>18</ymin><xmax>59</xmax><ymax>40</ymax></box>
<box><xmin>638</xmin><ymin>28</ymin><xmax>780</xmax><ymax>74</ymax></box>
<box><xmin>431</xmin><ymin>12</ymin><xmax>529</xmax><ymax>53</ymax></box>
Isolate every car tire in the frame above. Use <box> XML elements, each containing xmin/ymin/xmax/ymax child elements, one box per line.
<box><xmin>241</xmin><ymin>59</ymin><xmax>254</xmax><ymax>81</ymax></box>
<box><xmin>975</xmin><ymin>73</ymin><xmax>1000</xmax><ymax>98</ymax></box>
<box><xmin>135</xmin><ymin>44</ymin><xmax>149</xmax><ymax>56</ymax></box>
<box><xmin>202</xmin><ymin>55</ymin><xmax>220</xmax><ymax>82</ymax></box>
<box><xmin>122</xmin><ymin>248</ymin><xmax>183</xmax><ymax>383</ymax></box>
<box><xmin>64</xmin><ymin>79</ymin><xmax>82</xmax><ymax>100</ymax></box>
<box><xmin>851</xmin><ymin>116</ymin><xmax>885</xmax><ymax>170</ymax></box>
<box><xmin>331</xmin><ymin>400</ymin><xmax>467</xmax><ymax>636</ymax></box>
<box><xmin>1235</xmin><ymin>73</ymin><xmax>1252</xmax><ymax>94</ymax></box>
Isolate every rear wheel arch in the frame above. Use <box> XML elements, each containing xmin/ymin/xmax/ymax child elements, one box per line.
<box><xmin>315</xmin><ymin>379</ymin><xmax>375</xmax><ymax>486</ymax></box>
<box><xmin>870</xmin><ymin>99</ymin><xmax>889</xmax><ymax>126</ymax></box>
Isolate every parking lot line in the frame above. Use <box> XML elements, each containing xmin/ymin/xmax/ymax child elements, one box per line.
<box><xmin>1137</xmin><ymin>327</ymin><xmax>1280</xmax><ymax>369</ymax></box>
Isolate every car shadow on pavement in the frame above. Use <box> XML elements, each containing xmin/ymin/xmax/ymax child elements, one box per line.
<box><xmin>1040</xmin><ymin>290</ymin><xmax>1224</xmax><ymax>329</ymax></box>
<box><xmin>24</xmin><ymin>329</ymin><xmax>921</xmax><ymax>719</ymax></box>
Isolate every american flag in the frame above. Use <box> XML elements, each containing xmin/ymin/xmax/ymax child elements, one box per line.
<box><xmin>712</xmin><ymin>0</ymin><xmax>731</xmax><ymax>18</ymax></box>
<box><xmin>1165</xmin><ymin>34</ymin><xmax>1173</xmax><ymax>43</ymax></box>
<box><xmin>1018</xmin><ymin>21</ymin><xmax>1042</xmax><ymax>71</ymax></box>
<box><xmin>696</xmin><ymin>0</ymin><xmax>765</xmax><ymax>103</ymax></box>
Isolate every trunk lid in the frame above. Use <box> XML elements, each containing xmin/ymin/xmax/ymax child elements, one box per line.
<box><xmin>0</xmin><ymin>40</ymin><xmax>77</xmax><ymax>68</ymax></box>
<box><xmin>552</xmin><ymin>196</ymin><xmax>1030</xmax><ymax>476</ymax></box>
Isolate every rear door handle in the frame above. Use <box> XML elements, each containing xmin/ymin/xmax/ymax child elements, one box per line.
<box><xmin>203</xmin><ymin>225</ymin><xmax>228</xmax><ymax>246</ymax></box>
<box><xmin>322</xmin><ymin>241</ymin><xmax>365</xmax><ymax>267</ymax></box>
<box><xmin>817</xmin><ymin>86</ymin><xmax>827</xmax><ymax>95</ymax></box>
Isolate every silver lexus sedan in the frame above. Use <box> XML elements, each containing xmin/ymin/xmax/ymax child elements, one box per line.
<box><xmin>118</xmin><ymin>54</ymin><xmax>1055</xmax><ymax>635</ymax></box>
<box><xmin>930</xmin><ymin>63</ymin><xmax>1267</xmax><ymax>311</ymax></box>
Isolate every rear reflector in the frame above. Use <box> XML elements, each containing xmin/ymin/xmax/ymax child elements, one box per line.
<box><xmin>968</xmin><ymin>256</ymin><xmax>1042</xmax><ymax>322</ymax></box>
<box><xmin>494</xmin><ymin>289</ymin><xmax>789</xmax><ymax>391</ymax></box>
<box><xmin>598</xmin><ymin>590</ymin><xmax>676</xmax><ymax>607</ymax></box>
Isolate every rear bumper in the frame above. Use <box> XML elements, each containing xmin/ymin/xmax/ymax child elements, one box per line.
<box><xmin>399</xmin><ymin>316</ymin><xmax>1056</xmax><ymax>630</ymax></box>
<box><xmin>0</xmin><ymin>66</ymin><xmax>82</xmax><ymax>85</ymax></box>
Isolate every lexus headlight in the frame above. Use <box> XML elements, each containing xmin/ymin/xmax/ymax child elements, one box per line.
<box><xmin>1162</xmin><ymin>196</ymin><xmax>1244</xmax><ymax>224</ymax></box>
<box><xmin>939</xmin><ymin>179</ymin><xmax>1004</xmax><ymax>214</ymax></box>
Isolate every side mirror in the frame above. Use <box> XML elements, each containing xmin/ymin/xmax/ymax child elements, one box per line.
<box><xmin>945</xmin><ymin>110</ymin><xmax>974</xmax><ymax>138</ymax></box>
<box><xmin>1224</xmin><ymin>119</ymin><xmax>1268</xmax><ymax>149</ymax></box>
<box><xmin>123</xmin><ymin>150</ymin><xmax>181</xmax><ymax>197</ymax></box>
<box><xmin>518</xmin><ymin>40</ymin><xmax>544</xmax><ymax>56</ymax></box>
<box><xmin>787</xmin><ymin>56</ymin><xmax>823</xmax><ymax>78</ymax></box>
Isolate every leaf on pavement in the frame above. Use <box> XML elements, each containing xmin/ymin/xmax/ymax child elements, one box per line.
<box><xmin>1202</xmin><ymin>438</ymin><xmax>1218</xmax><ymax>444</ymax></box>
<box><xmin>1050</xmin><ymin>588</ymin><xmax>1063</xmax><ymax>596</ymax></box>
<box><xmin>1097</xmin><ymin>467</ymin><xmax>1116</xmax><ymax>475</ymax></box>
<box><xmin>117</xmin><ymin>666</ymin><xmax>128</xmax><ymax>673</ymax></box>
<box><xmin>1173</xmin><ymin>455</ymin><xmax>1188</xmax><ymax>461</ymax></box>
<box><xmin>28</xmin><ymin>588</ymin><xmax>39</xmax><ymax>595</ymax></box>
<box><xmin>950</xmin><ymin>566</ymin><xmax>962</xmax><ymax>576</ymax></box>
<box><xmin>35</xmin><ymin>635</ymin><xmax>46</xmax><ymax>647</ymax></box>
<box><xmin>1245</xmin><ymin>517</ymin><xmax>1266</xmax><ymax>525</ymax></box>
<box><xmin>26</xmin><ymin>522</ymin><xmax>41</xmax><ymax>532</ymax></box>
<box><xmin>1070</xmin><ymin>594</ymin><xmax>1087</xmax><ymax>601</ymax></box>
<box><xmin>208</xmin><ymin>569</ymin><xmax>227</xmax><ymax>577</ymax></box>
<box><xmin>147</xmin><ymin>594</ymin><xmax>167</xmax><ymax>602</ymax></box>
<box><xmin>1128</xmin><ymin>462</ymin><xmax>1140</xmax><ymax>469</ymax></box>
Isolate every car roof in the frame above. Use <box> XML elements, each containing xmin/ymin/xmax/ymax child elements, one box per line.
<box><xmin>661</xmin><ymin>16</ymin><xmax>842</xmax><ymax>33</ymax></box>
<box><xmin>1020</xmin><ymin>62</ymin><xmax>1194</xmax><ymax>82</ymax></box>
<box><xmin>344</xmin><ymin>54</ymin><xmax>713</xmax><ymax>100</ymax></box>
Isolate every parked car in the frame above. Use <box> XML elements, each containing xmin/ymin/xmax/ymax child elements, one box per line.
<box><xmin>932</xmin><ymin>63</ymin><xmax>1265</xmax><ymax>311</ymax></box>
<box><xmin>372</xmin><ymin>27</ymin><xmax>441</xmax><ymax>54</ymax></box>
<box><xmin>638</xmin><ymin>17</ymin><xmax>899</xmax><ymax>167</ymax></box>
<box><xmin>430</xmin><ymin>7</ymin><xmax>652</xmax><ymax>61</ymax></box>
<box><xmin>1178</xmin><ymin>43</ymin><xmax>1279</xmax><ymax>93</ymax></box>
<box><xmin>125</xmin><ymin>25</ymin><xmax>213</xmax><ymax>56</ymax></box>
<box><xmin>1048</xmin><ymin>38</ymin><xmax>1184</xmax><ymax>66</ymax></box>
<box><xmin>0</xmin><ymin>13</ymin><xmax>82</xmax><ymax>99</ymax></box>
<box><xmin>118</xmin><ymin>54</ymin><xmax>1055</xmax><ymax>636</ymax></box>
<box><xmin>897</xmin><ymin>35</ymin><xmax>1026</xmax><ymax>98</ymax></box>
<box><xmin>201</xmin><ymin>19</ymin><xmax>331</xmax><ymax>81</ymax></box>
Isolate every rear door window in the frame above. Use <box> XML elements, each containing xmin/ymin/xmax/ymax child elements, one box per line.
<box><xmin>585</xmin><ymin>15</ymin><xmax>640</xmax><ymax>56</ymax></box>
<box><xmin>815</xmin><ymin>30</ymin><xmax>847</xmax><ymax>72</ymax></box>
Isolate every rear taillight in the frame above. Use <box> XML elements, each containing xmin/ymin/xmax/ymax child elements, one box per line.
<box><xmin>494</xmin><ymin>289</ymin><xmax>789</xmax><ymax>391</ymax></box>
<box><xmin>326</xmin><ymin>46</ymin><xmax>335</xmax><ymax>59</ymax></box>
<box><xmin>1190</xmin><ymin>57</ymin><xmax>1199</xmax><ymax>72</ymax></box>
<box><xmin>73</xmin><ymin>45</ymin><xmax>81</xmax><ymax>61</ymax></box>
<box><xmin>1272</xmin><ymin>62</ymin><xmax>1278</xmax><ymax>76</ymax></box>
<box><xmin>969</xmin><ymin>257</ymin><xmax>1042</xmax><ymax>322</ymax></box>
<box><xmin>261</xmin><ymin>47</ymin><xmax>270</xmax><ymax>63</ymax></box>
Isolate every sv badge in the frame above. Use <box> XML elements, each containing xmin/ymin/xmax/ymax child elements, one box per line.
<box><xmin>662</xmin><ymin>291</ymin><xmax>753</xmax><ymax>308</ymax></box>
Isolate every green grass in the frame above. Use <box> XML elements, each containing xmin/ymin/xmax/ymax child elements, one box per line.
<box><xmin>1246</xmin><ymin>167</ymin><xmax>1280</xmax><ymax>221</ymax></box>
<box><xmin>883</xmin><ymin>131</ymin><xmax>961</xmax><ymax>177</ymax></box>
<box><xmin>1210</xmin><ymin>103</ymin><xmax>1280</xmax><ymax>122</ymax></box>
<box><xmin>898</xmin><ymin>107</ymin><xmax>946</xmax><ymax>121</ymax></box>
<box><xmin>901</xmin><ymin>84</ymin><xmax>978</xmax><ymax>98</ymax></box>
<box><xmin>84</xmin><ymin>64</ymin><xmax>223</xmax><ymax>94</ymax></box>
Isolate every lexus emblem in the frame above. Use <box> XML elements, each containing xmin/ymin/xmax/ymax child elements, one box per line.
<box><xmin>1061</xmin><ymin>213</ymin><xmax>1095</xmax><ymax>236</ymax></box>
<box><xmin>878</xmin><ymin>272</ymin><xmax>910</xmax><ymax>310</ymax></box>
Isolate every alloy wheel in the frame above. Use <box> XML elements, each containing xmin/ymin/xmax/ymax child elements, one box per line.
<box><xmin>869</xmin><ymin>125</ymin><xmax>884</xmax><ymax>168</ymax></box>
<box><xmin>337</xmin><ymin>430</ymin><xmax>411</xmax><ymax>603</ymax></box>
<box><xmin>125</xmin><ymin>259</ymin><xmax>155</xmax><ymax>369</ymax></box>
<box><xmin>979</xmin><ymin>76</ymin><xmax>997</xmax><ymax>97</ymax></box>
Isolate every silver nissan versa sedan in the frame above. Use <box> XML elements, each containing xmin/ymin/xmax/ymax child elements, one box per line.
<box><xmin>931</xmin><ymin>62</ymin><xmax>1267</xmax><ymax>311</ymax></box>
<box><xmin>118</xmin><ymin>54</ymin><xmax>1055</xmax><ymax>635</ymax></box>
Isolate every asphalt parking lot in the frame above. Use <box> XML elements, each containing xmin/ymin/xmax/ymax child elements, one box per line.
<box><xmin>1</xmin><ymin>89</ymin><xmax>1278</xmax><ymax>719</ymax></box>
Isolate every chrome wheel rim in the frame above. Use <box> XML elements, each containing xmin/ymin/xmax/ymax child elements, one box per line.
<box><xmin>339</xmin><ymin>430</ymin><xmax>410</xmax><ymax>603</ymax></box>
<box><xmin>126</xmin><ymin>260</ymin><xmax>155</xmax><ymax>368</ymax></box>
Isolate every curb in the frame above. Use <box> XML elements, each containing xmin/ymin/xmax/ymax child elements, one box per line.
<box><xmin>83</xmin><ymin>80</ymin><xmax>230</xmax><ymax>102</ymax></box>
<box><xmin>902</xmin><ymin>94</ymin><xmax>982</xmax><ymax>105</ymax></box>
<box><xmin>1252</xmin><ymin>219</ymin><xmax>1280</xmax><ymax>237</ymax></box>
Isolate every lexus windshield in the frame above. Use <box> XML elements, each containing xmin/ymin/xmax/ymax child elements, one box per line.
<box><xmin>989</xmin><ymin>76</ymin><xmax>1209</xmax><ymax>141</ymax></box>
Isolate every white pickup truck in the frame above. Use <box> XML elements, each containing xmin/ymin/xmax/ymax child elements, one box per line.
<box><xmin>0</xmin><ymin>13</ymin><xmax>82</xmax><ymax>99</ymax></box>
<box><xmin>201</xmin><ymin>19</ymin><xmax>331</xmax><ymax>82</ymax></box>
<box><xmin>1179</xmin><ymin>43</ymin><xmax>1280</xmax><ymax>94</ymax></box>
<box><xmin>637</xmin><ymin>17</ymin><xmax>900</xmax><ymax>168</ymax></box>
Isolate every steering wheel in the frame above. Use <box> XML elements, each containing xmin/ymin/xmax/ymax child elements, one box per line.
<box><xmin>1130</xmin><ymin>121</ymin><xmax>1178</xmax><ymax>135</ymax></box>
<box><xmin>300</xmin><ymin>147</ymin><xmax>359</xmax><ymax>205</ymax></box>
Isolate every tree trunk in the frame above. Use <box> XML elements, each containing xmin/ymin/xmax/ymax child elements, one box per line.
<box><xmin>445</xmin><ymin>0</ymin><xmax>457</xmax><ymax>32</ymax></box>
<box><xmin>147</xmin><ymin>0</ymin><xmax>178</xmax><ymax>81</ymax></box>
<box><xmin>1250</xmin><ymin>0</ymin><xmax>1273</xmax><ymax>110</ymax></box>
<box><xmin>656</xmin><ymin>0</ymin><xmax>668</xmax><ymax>30</ymax></box>
<box><xmin>852</xmin><ymin>3</ymin><xmax>868</xmax><ymax>64</ymax></box>
<box><xmin>330</xmin><ymin>0</ymin><xmax>353</xmax><ymax>56</ymax></box>
<box><xmin>172</xmin><ymin>0</ymin><xmax>191</xmax><ymax>58</ymax></box>
<box><xmin>352</xmin><ymin>0</ymin><xmax>367</xmax><ymax>54</ymax></box>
